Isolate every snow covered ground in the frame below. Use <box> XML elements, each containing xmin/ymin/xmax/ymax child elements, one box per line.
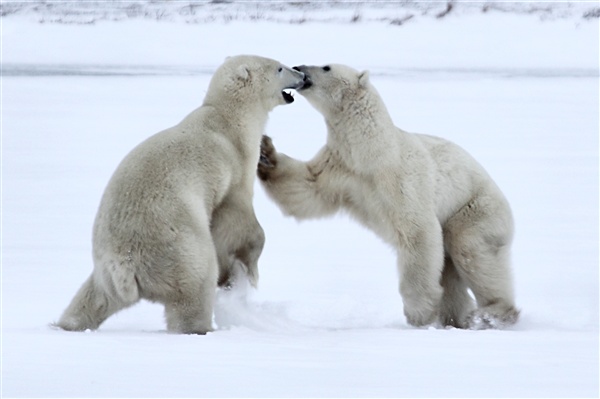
<box><xmin>2</xmin><ymin>4</ymin><xmax>599</xmax><ymax>398</ymax></box>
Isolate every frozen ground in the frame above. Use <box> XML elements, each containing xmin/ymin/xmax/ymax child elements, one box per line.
<box><xmin>2</xmin><ymin>4</ymin><xmax>599</xmax><ymax>398</ymax></box>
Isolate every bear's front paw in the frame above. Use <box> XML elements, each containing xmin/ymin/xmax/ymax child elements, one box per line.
<box><xmin>257</xmin><ymin>135</ymin><xmax>278</xmax><ymax>181</ymax></box>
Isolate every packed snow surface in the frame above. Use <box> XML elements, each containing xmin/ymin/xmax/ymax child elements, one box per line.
<box><xmin>2</xmin><ymin>4</ymin><xmax>598</xmax><ymax>398</ymax></box>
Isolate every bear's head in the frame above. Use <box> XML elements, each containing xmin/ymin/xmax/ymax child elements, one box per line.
<box><xmin>205</xmin><ymin>55</ymin><xmax>306</xmax><ymax>113</ymax></box>
<box><xmin>292</xmin><ymin>64</ymin><xmax>370</xmax><ymax>116</ymax></box>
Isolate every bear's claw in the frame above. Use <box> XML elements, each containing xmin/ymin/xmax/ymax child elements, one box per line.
<box><xmin>259</xmin><ymin>153</ymin><xmax>273</xmax><ymax>167</ymax></box>
<box><xmin>257</xmin><ymin>135</ymin><xmax>278</xmax><ymax>181</ymax></box>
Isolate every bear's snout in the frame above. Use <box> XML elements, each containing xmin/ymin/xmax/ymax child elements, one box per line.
<box><xmin>293</xmin><ymin>66</ymin><xmax>312</xmax><ymax>90</ymax></box>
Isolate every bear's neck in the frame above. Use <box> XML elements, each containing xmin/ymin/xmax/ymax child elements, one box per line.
<box><xmin>203</xmin><ymin>91</ymin><xmax>270</xmax><ymax>127</ymax></box>
<box><xmin>329</xmin><ymin>90</ymin><xmax>397</xmax><ymax>142</ymax></box>
<box><xmin>325</xmin><ymin>90</ymin><xmax>403</xmax><ymax>171</ymax></box>
<box><xmin>201</xmin><ymin>99</ymin><xmax>268</xmax><ymax>160</ymax></box>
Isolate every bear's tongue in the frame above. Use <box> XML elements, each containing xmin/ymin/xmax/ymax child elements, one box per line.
<box><xmin>282</xmin><ymin>89</ymin><xmax>295</xmax><ymax>104</ymax></box>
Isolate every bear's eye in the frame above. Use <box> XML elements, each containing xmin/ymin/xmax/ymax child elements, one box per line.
<box><xmin>323</xmin><ymin>66</ymin><xmax>331</xmax><ymax>72</ymax></box>
<box><xmin>278</xmin><ymin>67</ymin><xmax>283</xmax><ymax>73</ymax></box>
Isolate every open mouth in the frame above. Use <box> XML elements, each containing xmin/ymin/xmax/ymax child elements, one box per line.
<box><xmin>282</xmin><ymin>80</ymin><xmax>305</xmax><ymax>103</ymax></box>
<box><xmin>282</xmin><ymin>89</ymin><xmax>296</xmax><ymax>104</ymax></box>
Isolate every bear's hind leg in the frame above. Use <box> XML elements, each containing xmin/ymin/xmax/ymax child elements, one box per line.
<box><xmin>444</xmin><ymin>193</ymin><xmax>519</xmax><ymax>329</ymax></box>
<box><xmin>162</xmin><ymin>233</ymin><xmax>218</xmax><ymax>334</ymax></box>
<box><xmin>163</xmin><ymin>270</ymin><xmax>217</xmax><ymax>334</ymax></box>
<box><xmin>163</xmin><ymin>271</ymin><xmax>216</xmax><ymax>335</ymax></box>
<box><xmin>446</xmin><ymin>226</ymin><xmax>519</xmax><ymax>329</ymax></box>
<box><xmin>449</xmin><ymin>242</ymin><xmax>519</xmax><ymax>329</ymax></box>
<box><xmin>439</xmin><ymin>256</ymin><xmax>475</xmax><ymax>329</ymax></box>
<box><xmin>55</xmin><ymin>274</ymin><xmax>136</xmax><ymax>331</ymax></box>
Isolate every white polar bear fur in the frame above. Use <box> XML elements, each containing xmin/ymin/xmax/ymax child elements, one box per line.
<box><xmin>258</xmin><ymin>63</ymin><xmax>519</xmax><ymax>329</ymax></box>
<box><xmin>56</xmin><ymin>55</ymin><xmax>305</xmax><ymax>334</ymax></box>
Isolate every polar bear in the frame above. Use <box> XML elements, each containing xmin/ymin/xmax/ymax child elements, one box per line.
<box><xmin>258</xmin><ymin>63</ymin><xmax>519</xmax><ymax>329</ymax></box>
<box><xmin>56</xmin><ymin>55</ymin><xmax>305</xmax><ymax>334</ymax></box>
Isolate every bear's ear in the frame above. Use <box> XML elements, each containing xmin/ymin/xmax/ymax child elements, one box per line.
<box><xmin>236</xmin><ymin>64</ymin><xmax>251</xmax><ymax>81</ymax></box>
<box><xmin>358</xmin><ymin>70</ymin><xmax>370</xmax><ymax>88</ymax></box>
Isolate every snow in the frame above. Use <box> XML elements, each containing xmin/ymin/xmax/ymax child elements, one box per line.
<box><xmin>2</xmin><ymin>5</ymin><xmax>599</xmax><ymax>398</ymax></box>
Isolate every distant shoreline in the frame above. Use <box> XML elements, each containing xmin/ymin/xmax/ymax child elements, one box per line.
<box><xmin>3</xmin><ymin>63</ymin><xmax>597</xmax><ymax>79</ymax></box>
<box><xmin>2</xmin><ymin>1</ymin><xmax>597</xmax><ymax>25</ymax></box>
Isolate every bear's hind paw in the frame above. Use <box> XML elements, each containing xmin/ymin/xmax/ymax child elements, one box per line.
<box><xmin>466</xmin><ymin>307</ymin><xmax>520</xmax><ymax>330</ymax></box>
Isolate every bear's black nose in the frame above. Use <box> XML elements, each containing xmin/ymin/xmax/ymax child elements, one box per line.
<box><xmin>293</xmin><ymin>65</ymin><xmax>311</xmax><ymax>89</ymax></box>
